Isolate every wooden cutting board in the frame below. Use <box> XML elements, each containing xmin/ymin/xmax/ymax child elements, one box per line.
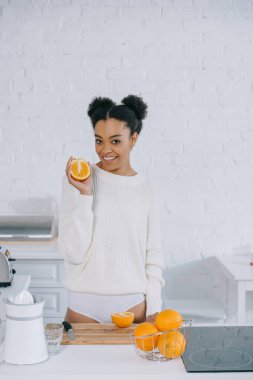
<box><xmin>61</xmin><ymin>323</ymin><xmax>137</xmax><ymax>345</ymax></box>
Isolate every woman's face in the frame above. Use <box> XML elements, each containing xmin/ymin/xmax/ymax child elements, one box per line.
<box><xmin>94</xmin><ymin>118</ymin><xmax>138</xmax><ymax>173</ymax></box>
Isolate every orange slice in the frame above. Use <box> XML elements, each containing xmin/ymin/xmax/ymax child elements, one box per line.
<box><xmin>111</xmin><ymin>312</ymin><xmax>134</xmax><ymax>328</ymax></box>
<box><xmin>71</xmin><ymin>158</ymin><xmax>90</xmax><ymax>181</ymax></box>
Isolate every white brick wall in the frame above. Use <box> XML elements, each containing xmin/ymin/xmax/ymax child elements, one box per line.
<box><xmin>1</xmin><ymin>0</ymin><xmax>253</xmax><ymax>266</ymax></box>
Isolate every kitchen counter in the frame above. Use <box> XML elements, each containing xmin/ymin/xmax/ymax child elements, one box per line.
<box><xmin>0</xmin><ymin>342</ymin><xmax>252</xmax><ymax>380</ymax></box>
<box><xmin>2</xmin><ymin>240</ymin><xmax>61</xmax><ymax>260</ymax></box>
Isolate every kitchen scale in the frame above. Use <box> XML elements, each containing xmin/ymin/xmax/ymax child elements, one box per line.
<box><xmin>182</xmin><ymin>326</ymin><xmax>253</xmax><ymax>372</ymax></box>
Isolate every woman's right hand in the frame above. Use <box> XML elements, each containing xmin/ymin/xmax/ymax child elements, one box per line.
<box><xmin>65</xmin><ymin>156</ymin><xmax>93</xmax><ymax>196</ymax></box>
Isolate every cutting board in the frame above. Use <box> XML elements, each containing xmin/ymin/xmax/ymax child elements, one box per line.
<box><xmin>61</xmin><ymin>323</ymin><xmax>137</xmax><ymax>345</ymax></box>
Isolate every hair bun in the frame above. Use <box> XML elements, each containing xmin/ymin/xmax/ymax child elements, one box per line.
<box><xmin>121</xmin><ymin>95</ymin><xmax>148</xmax><ymax>121</ymax></box>
<box><xmin>87</xmin><ymin>97</ymin><xmax>115</xmax><ymax>117</ymax></box>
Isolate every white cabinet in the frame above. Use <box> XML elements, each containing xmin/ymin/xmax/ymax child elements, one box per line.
<box><xmin>14</xmin><ymin>259</ymin><xmax>67</xmax><ymax>323</ymax></box>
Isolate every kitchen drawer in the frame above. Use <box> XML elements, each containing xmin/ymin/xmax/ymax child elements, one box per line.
<box><xmin>14</xmin><ymin>259</ymin><xmax>64</xmax><ymax>287</ymax></box>
<box><xmin>30</xmin><ymin>287</ymin><xmax>67</xmax><ymax>318</ymax></box>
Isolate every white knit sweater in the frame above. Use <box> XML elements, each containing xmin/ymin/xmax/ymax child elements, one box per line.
<box><xmin>57</xmin><ymin>164</ymin><xmax>164</xmax><ymax>316</ymax></box>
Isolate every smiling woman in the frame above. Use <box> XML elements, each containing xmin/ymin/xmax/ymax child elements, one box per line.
<box><xmin>94</xmin><ymin>118</ymin><xmax>138</xmax><ymax>176</ymax></box>
<box><xmin>57</xmin><ymin>95</ymin><xmax>165</xmax><ymax>325</ymax></box>
<box><xmin>89</xmin><ymin>95</ymin><xmax>146</xmax><ymax>176</ymax></box>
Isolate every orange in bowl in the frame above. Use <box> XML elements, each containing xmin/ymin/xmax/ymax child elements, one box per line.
<box><xmin>157</xmin><ymin>330</ymin><xmax>186</xmax><ymax>359</ymax></box>
<box><xmin>111</xmin><ymin>312</ymin><xmax>134</xmax><ymax>328</ymax></box>
<box><xmin>133</xmin><ymin>322</ymin><xmax>159</xmax><ymax>351</ymax></box>
<box><xmin>155</xmin><ymin>309</ymin><xmax>183</xmax><ymax>332</ymax></box>
<box><xmin>71</xmin><ymin>158</ymin><xmax>90</xmax><ymax>181</ymax></box>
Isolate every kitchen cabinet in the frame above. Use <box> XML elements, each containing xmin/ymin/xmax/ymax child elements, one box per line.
<box><xmin>4</xmin><ymin>241</ymin><xmax>67</xmax><ymax>323</ymax></box>
<box><xmin>13</xmin><ymin>259</ymin><xmax>67</xmax><ymax>322</ymax></box>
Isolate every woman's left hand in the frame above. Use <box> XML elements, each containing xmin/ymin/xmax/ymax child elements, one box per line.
<box><xmin>145</xmin><ymin>313</ymin><xmax>158</xmax><ymax>323</ymax></box>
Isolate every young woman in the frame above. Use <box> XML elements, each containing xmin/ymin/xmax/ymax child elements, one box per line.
<box><xmin>58</xmin><ymin>95</ymin><xmax>164</xmax><ymax>324</ymax></box>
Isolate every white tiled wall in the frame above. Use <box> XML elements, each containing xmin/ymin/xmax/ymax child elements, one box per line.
<box><xmin>1</xmin><ymin>0</ymin><xmax>253</xmax><ymax>266</ymax></box>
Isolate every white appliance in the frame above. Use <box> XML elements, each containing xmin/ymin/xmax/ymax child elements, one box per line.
<box><xmin>0</xmin><ymin>215</ymin><xmax>57</xmax><ymax>241</ymax></box>
<box><xmin>3</xmin><ymin>295</ymin><xmax>48</xmax><ymax>364</ymax></box>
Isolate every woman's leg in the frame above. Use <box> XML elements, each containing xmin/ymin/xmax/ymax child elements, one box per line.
<box><xmin>65</xmin><ymin>307</ymin><xmax>100</xmax><ymax>323</ymax></box>
<box><xmin>127</xmin><ymin>301</ymin><xmax>146</xmax><ymax>323</ymax></box>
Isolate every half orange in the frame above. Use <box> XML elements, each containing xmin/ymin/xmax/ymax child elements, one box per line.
<box><xmin>70</xmin><ymin>158</ymin><xmax>90</xmax><ymax>181</ymax></box>
<box><xmin>111</xmin><ymin>312</ymin><xmax>134</xmax><ymax>328</ymax></box>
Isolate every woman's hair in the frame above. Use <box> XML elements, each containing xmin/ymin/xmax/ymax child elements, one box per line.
<box><xmin>87</xmin><ymin>95</ymin><xmax>148</xmax><ymax>136</ymax></box>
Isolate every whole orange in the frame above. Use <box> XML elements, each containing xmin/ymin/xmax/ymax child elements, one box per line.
<box><xmin>157</xmin><ymin>330</ymin><xmax>186</xmax><ymax>359</ymax></box>
<box><xmin>155</xmin><ymin>309</ymin><xmax>183</xmax><ymax>332</ymax></box>
<box><xmin>133</xmin><ymin>322</ymin><xmax>159</xmax><ymax>352</ymax></box>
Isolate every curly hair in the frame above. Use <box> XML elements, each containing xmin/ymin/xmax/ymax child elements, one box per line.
<box><xmin>87</xmin><ymin>95</ymin><xmax>148</xmax><ymax>136</ymax></box>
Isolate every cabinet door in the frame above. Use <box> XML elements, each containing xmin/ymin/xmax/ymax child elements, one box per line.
<box><xmin>13</xmin><ymin>259</ymin><xmax>68</xmax><ymax>319</ymax></box>
<box><xmin>14</xmin><ymin>259</ymin><xmax>64</xmax><ymax>287</ymax></box>
<box><xmin>30</xmin><ymin>287</ymin><xmax>67</xmax><ymax>318</ymax></box>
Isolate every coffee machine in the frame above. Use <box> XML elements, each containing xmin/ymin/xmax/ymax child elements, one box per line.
<box><xmin>0</xmin><ymin>247</ymin><xmax>16</xmax><ymax>287</ymax></box>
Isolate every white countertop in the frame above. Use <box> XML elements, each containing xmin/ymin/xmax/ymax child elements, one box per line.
<box><xmin>1</xmin><ymin>240</ymin><xmax>61</xmax><ymax>260</ymax></box>
<box><xmin>0</xmin><ymin>344</ymin><xmax>252</xmax><ymax>380</ymax></box>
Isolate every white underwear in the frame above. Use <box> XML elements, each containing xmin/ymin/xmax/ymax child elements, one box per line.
<box><xmin>68</xmin><ymin>291</ymin><xmax>145</xmax><ymax>323</ymax></box>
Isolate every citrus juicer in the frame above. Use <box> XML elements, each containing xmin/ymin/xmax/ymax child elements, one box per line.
<box><xmin>2</xmin><ymin>295</ymin><xmax>48</xmax><ymax>364</ymax></box>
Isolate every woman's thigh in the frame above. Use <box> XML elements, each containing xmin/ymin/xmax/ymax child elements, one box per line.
<box><xmin>65</xmin><ymin>307</ymin><xmax>99</xmax><ymax>323</ymax></box>
<box><xmin>127</xmin><ymin>301</ymin><xmax>146</xmax><ymax>323</ymax></box>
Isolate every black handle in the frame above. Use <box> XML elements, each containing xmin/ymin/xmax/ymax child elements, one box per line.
<box><xmin>62</xmin><ymin>321</ymin><xmax>73</xmax><ymax>332</ymax></box>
